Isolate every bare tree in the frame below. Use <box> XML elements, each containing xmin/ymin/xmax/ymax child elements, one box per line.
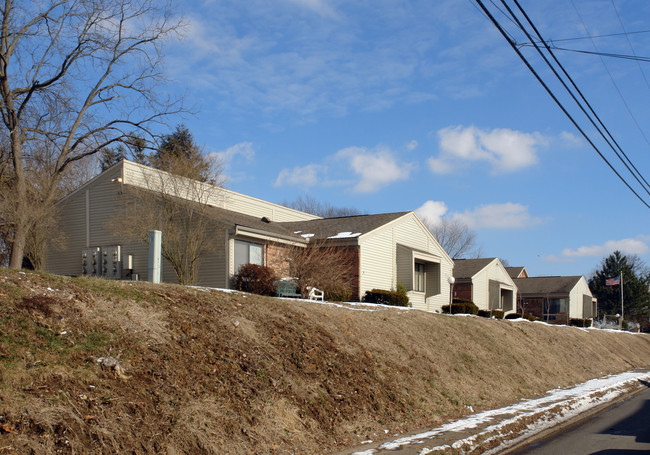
<box><xmin>0</xmin><ymin>0</ymin><xmax>184</xmax><ymax>269</ymax></box>
<box><xmin>119</xmin><ymin>150</ymin><xmax>224</xmax><ymax>285</ymax></box>
<box><xmin>285</xmin><ymin>240</ymin><xmax>356</xmax><ymax>301</ymax></box>
<box><xmin>283</xmin><ymin>195</ymin><xmax>363</xmax><ymax>218</ymax></box>
<box><xmin>426</xmin><ymin>218</ymin><xmax>480</xmax><ymax>259</ymax></box>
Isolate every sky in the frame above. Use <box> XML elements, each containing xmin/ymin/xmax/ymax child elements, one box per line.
<box><xmin>161</xmin><ymin>0</ymin><xmax>650</xmax><ymax>278</ymax></box>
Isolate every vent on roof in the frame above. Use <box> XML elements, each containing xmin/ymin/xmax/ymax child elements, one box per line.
<box><xmin>261</xmin><ymin>216</ymin><xmax>271</xmax><ymax>223</ymax></box>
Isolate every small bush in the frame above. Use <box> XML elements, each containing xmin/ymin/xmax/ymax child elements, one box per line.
<box><xmin>396</xmin><ymin>284</ymin><xmax>408</xmax><ymax>295</ymax></box>
<box><xmin>570</xmin><ymin>318</ymin><xmax>593</xmax><ymax>328</ymax></box>
<box><xmin>232</xmin><ymin>264</ymin><xmax>278</xmax><ymax>296</ymax></box>
<box><xmin>363</xmin><ymin>289</ymin><xmax>409</xmax><ymax>307</ymax></box>
<box><xmin>478</xmin><ymin>309</ymin><xmax>505</xmax><ymax>319</ymax></box>
<box><xmin>324</xmin><ymin>285</ymin><xmax>353</xmax><ymax>302</ymax></box>
<box><xmin>505</xmin><ymin>313</ymin><xmax>538</xmax><ymax>321</ymax></box>
<box><xmin>442</xmin><ymin>299</ymin><xmax>479</xmax><ymax>315</ymax></box>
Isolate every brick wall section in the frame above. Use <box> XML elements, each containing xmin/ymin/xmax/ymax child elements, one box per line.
<box><xmin>266</xmin><ymin>243</ymin><xmax>292</xmax><ymax>278</ymax></box>
<box><xmin>266</xmin><ymin>242</ymin><xmax>361</xmax><ymax>301</ymax></box>
<box><xmin>454</xmin><ymin>283</ymin><xmax>472</xmax><ymax>301</ymax></box>
<box><xmin>518</xmin><ymin>296</ymin><xmax>544</xmax><ymax>318</ymax></box>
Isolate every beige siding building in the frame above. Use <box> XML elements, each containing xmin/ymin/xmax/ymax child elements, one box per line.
<box><xmin>514</xmin><ymin>275</ymin><xmax>597</xmax><ymax>322</ymax></box>
<box><xmin>452</xmin><ymin>258</ymin><xmax>517</xmax><ymax>313</ymax></box>
<box><xmin>45</xmin><ymin>160</ymin><xmax>455</xmax><ymax>308</ymax></box>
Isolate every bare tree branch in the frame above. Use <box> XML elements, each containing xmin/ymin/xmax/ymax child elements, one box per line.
<box><xmin>0</xmin><ymin>0</ymin><xmax>185</xmax><ymax>268</ymax></box>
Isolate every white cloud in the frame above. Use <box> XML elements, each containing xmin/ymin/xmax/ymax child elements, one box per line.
<box><xmin>406</xmin><ymin>140</ymin><xmax>419</xmax><ymax>151</ymax></box>
<box><xmin>561</xmin><ymin>238</ymin><xmax>650</xmax><ymax>258</ymax></box>
<box><xmin>452</xmin><ymin>203</ymin><xmax>543</xmax><ymax>229</ymax></box>
<box><xmin>415</xmin><ymin>200</ymin><xmax>448</xmax><ymax>226</ymax></box>
<box><xmin>430</xmin><ymin>125</ymin><xmax>545</xmax><ymax>174</ymax></box>
<box><xmin>335</xmin><ymin>145</ymin><xmax>414</xmax><ymax>193</ymax></box>
<box><xmin>211</xmin><ymin>142</ymin><xmax>255</xmax><ymax>167</ymax></box>
<box><xmin>274</xmin><ymin>163</ymin><xmax>326</xmax><ymax>187</ymax></box>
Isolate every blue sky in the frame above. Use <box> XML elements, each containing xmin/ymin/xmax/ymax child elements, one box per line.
<box><xmin>162</xmin><ymin>0</ymin><xmax>650</xmax><ymax>278</ymax></box>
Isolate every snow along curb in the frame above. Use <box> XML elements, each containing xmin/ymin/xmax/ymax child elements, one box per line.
<box><xmin>351</xmin><ymin>369</ymin><xmax>650</xmax><ymax>455</ymax></box>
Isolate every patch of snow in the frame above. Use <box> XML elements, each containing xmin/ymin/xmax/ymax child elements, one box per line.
<box><xmin>327</xmin><ymin>231</ymin><xmax>362</xmax><ymax>239</ymax></box>
<box><xmin>301</xmin><ymin>233</ymin><xmax>315</xmax><ymax>238</ymax></box>
<box><xmin>353</xmin><ymin>370</ymin><xmax>650</xmax><ymax>454</ymax></box>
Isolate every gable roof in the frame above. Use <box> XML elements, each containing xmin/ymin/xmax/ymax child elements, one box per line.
<box><xmin>506</xmin><ymin>266</ymin><xmax>528</xmax><ymax>279</ymax></box>
<box><xmin>514</xmin><ymin>276</ymin><xmax>583</xmax><ymax>295</ymax></box>
<box><xmin>453</xmin><ymin>258</ymin><xmax>497</xmax><ymax>279</ymax></box>
<box><xmin>280</xmin><ymin>212</ymin><xmax>411</xmax><ymax>241</ymax></box>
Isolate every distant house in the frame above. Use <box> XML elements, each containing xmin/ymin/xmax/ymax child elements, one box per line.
<box><xmin>513</xmin><ymin>276</ymin><xmax>597</xmax><ymax>323</ymax></box>
<box><xmin>44</xmin><ymin>160</ymin><xmax>454</xmax><ymax>308</ymax></box>
<box><xmin>453</xmin><ymin>258</ymin><xmax>517</xmax><ymax>314</ymax></box>
<box><xmin>505</xmin><ymin>266</ymin><xmax>528</xmax><ymax>279</ymax></box>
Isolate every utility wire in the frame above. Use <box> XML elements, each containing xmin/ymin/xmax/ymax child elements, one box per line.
<box><xmin>519</xmin><ymin>28</ymin><xmax>650</xmax><ymax>46</ymax></box>
<box><xmin>473</xmin><ymin>0</ymin><xmax>650</xmax><ymax>209</ymax></box>
<box><xmin>522</xmin><ymin>45</ymin><xmax>650</xmax><ymax>63</ymax></box>
<box><xmin>610</xmin><ymin>0</ymin><xmax>650</xmax><ymax>91</ymax></box>
<box><xmin>565</xmin><ymin>0</ymin><xmax>650</xmax><ymax>191</ymax></box>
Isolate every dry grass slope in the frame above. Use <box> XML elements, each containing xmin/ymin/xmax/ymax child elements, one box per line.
<box><xmin>0</xmin><ymin>269</ymin><xmax>649</xmax><ymax>454</ymax></box>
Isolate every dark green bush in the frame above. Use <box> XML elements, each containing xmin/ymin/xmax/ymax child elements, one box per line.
<box><xmin>478</xmin><ymin>309</ymin><xmax>505</xmax><ymax>319</ymax></box>
<box><xmin>363</xmin><ymin>289</ymin><xmax>409</xmax><ymax>307</ymax></box>
<box><xmin>505</xmin><ymin>313</ymin><xmax>538</xmax><ymax>321</ymax></box>
<box><xmin>570</xmin><ymin>318</ymin><xmax>593</xmax><ymax>328</ymax></box>
<box><xmin>232</xmin><ymin>264</ymin><xmax>278</xmax><ymax>296</ymax></box>
<box><xmin>442</xmin><ymin>299</ymin><xmax>479</xmax><ymax>315</ymax></box>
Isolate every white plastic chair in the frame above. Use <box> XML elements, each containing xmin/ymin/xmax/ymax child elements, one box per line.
<box><xmin>307</xmin><ymin>286</ymin><xmax>324</xmax><ymax>301</ymax></box>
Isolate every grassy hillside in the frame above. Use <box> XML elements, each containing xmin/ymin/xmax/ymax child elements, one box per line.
<box><xmin>1</xmin><ymin>269</ymin><xmax>649</xmax><ymax>454</ymax></box>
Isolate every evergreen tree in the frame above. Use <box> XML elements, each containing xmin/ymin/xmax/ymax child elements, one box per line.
<box><xmin>149</xmin><ymin>125</ymin><xmax>214</xmax><ymax>182</ymax></box>
<box><xmin>99</xmin><ymin>134</ymin><xmax>148</xmax><ymax>171</ymax></box>
<box><xmin>589</xmin><ymin>251</ymin><xmax>650</xmax><ymax>323</ymax></box>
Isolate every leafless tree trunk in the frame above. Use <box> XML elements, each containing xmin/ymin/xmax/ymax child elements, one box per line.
<box><xmin>0</xmin><ymin>0</ymin><xmax>184</xmax><ymax>269</ymax></box>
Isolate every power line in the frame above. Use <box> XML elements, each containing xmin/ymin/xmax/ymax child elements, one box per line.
<box><xmin>519</xmin><ymin>28</ymin><xmax>650</xmax><ymax>46</ymax></box>
<box><xmin>473</xmin><ymin>0</ymin><xmax>650</xmax><ymax>209</ymax></box>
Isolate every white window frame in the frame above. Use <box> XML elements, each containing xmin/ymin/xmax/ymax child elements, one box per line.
<box><xmin>234</xmin><ymin>239</ymin><xmax>264</xmax><ymax>272</ymax></box>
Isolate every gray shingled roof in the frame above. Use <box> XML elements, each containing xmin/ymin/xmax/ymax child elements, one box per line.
<box><xmin>280</xmin><ymin>212</ymin><xmax>411</xmax><ymax>240</ymax></box>
<box><xmin>204</xmin><ymin>205</ymin><xmax>303</xmax><ymax>239</ymax></box>
<box><xmin>513</xmin><ymin>276</ymin><xmax>582</xmax><ymax>295</ymax></box>
<box><xmin>505</xmin><ymin>266</ymin><xmax>526</xmax><ymax>279</ymax></box>
<box><xmin>453</xmin><ymin>258</ymin><xmax>496</xmax><ymax>279</ymax></box>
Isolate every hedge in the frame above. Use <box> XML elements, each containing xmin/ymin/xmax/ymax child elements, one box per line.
<box><xmin>363</xmin><ymin>289</ymin><xmax>409</xmax><ymax>307</ymax></box>
<box><xmin>570</xmin><ymin>318</ymin><xmax>593</xmax><ymax>328</ymax></box>
<box><xmin>478</xmin><ymin>309</ymin><xmax>505</xmax><ymax>319</ymax></box>
<box><xmin>442</xmin><ymin>299</ymin><xmax>479</xmax><ymax>315</ymax></box>
<box><xmin>505</xmin><ymin>313</ymin><xmax>538</xmax><ymax>321</ymax></box>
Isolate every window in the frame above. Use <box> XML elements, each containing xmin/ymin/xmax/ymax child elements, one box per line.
<box><xmin>414</xmin><ymin>262</ymin><xmax>425</xmax><ymax>292</ymax></box>
<box><xmin>547</xmin><ymin>298</ymin><xmax>567</xmax><ymax>314</ymax></box>
<box><xmin>234</xmin><ymin>240</ymin><xmax>263</xmax><ymax>271</ymax></box>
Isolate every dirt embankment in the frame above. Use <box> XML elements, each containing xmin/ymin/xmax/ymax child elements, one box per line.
<box><xmin>1</xmin><ymin>269</ymin><xmax>649</xmax><ymax>454</ymax></box>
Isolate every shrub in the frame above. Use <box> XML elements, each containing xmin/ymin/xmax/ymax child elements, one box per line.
<box><xmin>231</xmin><ymin>264</ymin><xmax>278</xmax><ymax>296</ymax></box>
<box><xmin>505</xmin><ymin>313</ymin><xmax>538</xmax><ymax>321</ymax></box>
<box><xmin>478</xmin><ymin>309</ymin><xmax>505</xmax><ymax>319</ymax></box>
<box><xmin>363</xmin><ymin>289</ymin><xmax>409</xmax><ymax>307</ymax></box>
<box><xmin>570</xmin><ymin>318</ymin><xmax>593</xmax><ymax>328</ymax></box>
<box><xmin>442</xmin><ymin>299</ymin><xmax>479</xmax><ymax>315</ymax></box>
<box><xmin>324</xmin><ymin>284</ymin><xmax>353</xmax><ymax>302</ymax></box>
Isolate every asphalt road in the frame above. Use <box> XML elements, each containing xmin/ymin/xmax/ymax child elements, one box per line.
<box><xmin>509</xmin><ymin>384</ymin><xmax>650</xmax><ymax>455</ymax></box>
